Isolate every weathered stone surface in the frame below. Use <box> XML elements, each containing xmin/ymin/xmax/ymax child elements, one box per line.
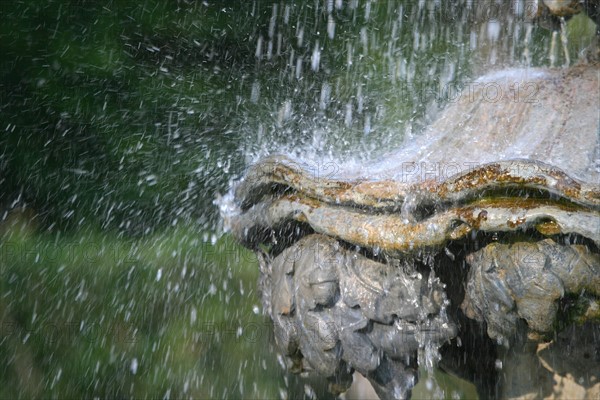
<box><xmin>265</xmin><ymin>234</ymin><xmax>455</xmax><ymax>399</ymax></box>
<box><xmin>462</xmin><ymin>239</ymin><xmax>600</xmax><ymax>341</ymax></box>
<box><xmin>223</xmin><ymin>63</ymin><xmax>600</xmax><ymax>400</ymax></box>
<box><xmin>231</xmin><ymin>195</ymin><xmax>600</xmax><ymax>254</ymax></box>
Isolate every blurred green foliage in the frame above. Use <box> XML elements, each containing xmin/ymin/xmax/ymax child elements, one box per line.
<box><xmin>0</xmin><ymin>217</ymin><xmax>338</xmax><ymax>398</ymax></box>
<box><xmin>0</xmin><ymin>1</ymin><xmax>261</xmax><ymax>233</ymax></box>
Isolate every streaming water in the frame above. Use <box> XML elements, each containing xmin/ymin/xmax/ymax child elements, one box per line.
<box><xmin>217</xmin><ymin>1</ymin><xmax>598</xmax><ymax>398</ymax></box>
<box><xmin>1</xmin><ymin>1</ymin><xmax>598</xmax><ymax>399</ymax></box>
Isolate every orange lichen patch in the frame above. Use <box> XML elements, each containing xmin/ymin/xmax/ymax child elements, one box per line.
<box><xmin>456</xmin><ymin>208</ymin><xmax>490</xmax><ymax>230</ymax></box>
<box><xmin>467</xmin><ymin>197</ymin><xmax>582</xmax><ymax>212</ymax></box>
<box><xmin>584</xmin><ymin>188</ymin><xmax>600</xmax><ymax>203</ymax></box>
<box><xmin>507</xmin><ymin>217</ymin><xmax>527</xmax><ymax>228</ymax></box>
<box><xmin>437</xmin><ymin>163</ymin><xmax>505</xmax><ymax>196</ymax></box>
<box><xmin>353</xmin><ymin>181</ymin><xmax>406</xmax><ymax>200</ymax></box>
<box><xmin>295</xmin><ymin>213</ymin><xmax>308</xmax><ymax>223</ymax></box>
<box><xmin>437</xmin><ymin>162</ymin><xmax>583</xmax><ymax>201</ymax></box>
<box><xmin>284</xmin><ymin>194</ymin><xmax>322</xmax><ymax>208</ymax></box>
<box><xmin>420</xmin><ymin>178</ymin><xmax>440</xmax><ymax>192</ymax></box>
<box><xmin>455</xmin><ymin>208</ymin><xmax>482</xmax><ymax>230</ymax></box>
<box><xmin>322</xmin><ymin>182</ymin><xmax>353</xmax><ymax>198</ymax></box>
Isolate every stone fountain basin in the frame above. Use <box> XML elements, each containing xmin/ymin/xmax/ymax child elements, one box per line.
<box><xmin>223</xmin><ymin>64</ymin><xmax>600</xmax><ymax>399</ymax></box>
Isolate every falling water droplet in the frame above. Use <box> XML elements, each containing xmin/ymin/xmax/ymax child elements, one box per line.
<box><xmin>130</xmin><ymin>358</ymin><xmax>138</xmax><ymax>374</ymax></box>
<box><xmin>311</xmin><ymin>41</ymin><xmax>321</xmax><ymax>72</ymax></box>
<box><xmin>327</xmin><ymin>15</ymin><xmax>336</xmax><ymax>39</ymax></box>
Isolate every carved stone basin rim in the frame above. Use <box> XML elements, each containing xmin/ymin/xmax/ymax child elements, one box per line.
<box><xmin>228</xmin><ymin>157</ymin><xmax>600</xmax><ymax>254</ymax></box>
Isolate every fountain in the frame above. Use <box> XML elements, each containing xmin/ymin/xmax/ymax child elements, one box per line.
<box><xmin>221</xmin><ymin>2</ymin><xmax>600</xmax><ymax>397</ymax></box>
<box><xmin>222</xmin><ymin>61</ymin><xmax>599</xmax><ymax>399</ymax></box>
<box><xmin>4</xmin><ymin>0</ymin><xmax>600</xmax><ymax>398</ymax></box>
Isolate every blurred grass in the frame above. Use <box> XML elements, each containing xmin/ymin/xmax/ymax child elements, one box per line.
<box><xmin>0</xmin><ymin>214</ymin><xmax>338</xmax><ymax>399</ymax></box>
